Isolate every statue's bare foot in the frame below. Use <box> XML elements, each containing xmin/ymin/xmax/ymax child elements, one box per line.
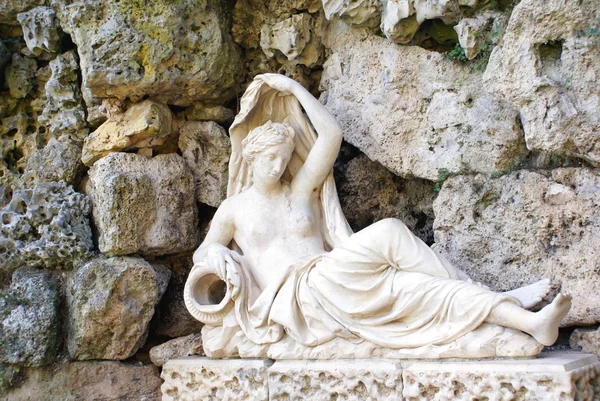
<box><xmin>530</xmin><ymin>293</ymin><xmax>571</xmax><ymax>346</ymax></box>
<box><xmin>505</xmin><ymin>278</ymin><xmax>552</xmax><ymax>309</ymax></box>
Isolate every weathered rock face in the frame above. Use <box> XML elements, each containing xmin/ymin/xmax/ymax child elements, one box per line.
<box><xmin>433</xmin><ymin>168</ymin><xmax>600</xmax><ymax>326</ymax></box>
<box><xmin>3</xmin><ymin>361</ymin><xmax>162</xmax><ymax>400</ymax></box>
<box><xmin>17</xmin><ymin>6</ymin><xmax>62</xmax><ymax>58</ymax></box>
<box><xmin>149</xmin><ymin>333</ymin><xmax>203</xmax><ymax>367</ymax></box>
<box><xmin>86</xmin><ymin>152</ymin><xmax>199</xmax><ymax>257</ymax></box>
<box><xmin>484</xmin><ymin>0</ymin><xmax>600</xmax><ymax>165</ymax></box>
<box><xmin>570</xmin><ymin>327</ymin><xmax>600</xmax><ymax>355</ymax></box>
<box><xmin>22</xmin><ymin>136</ymin><xmax>82</xmax><ymax>186</ymax></box>
<box><xmin>82</xmin><ymin>100</ymin><xmax>172</xmax><ymax>166</ymax></box>
<box><xmin>0</xmin><ymin>269</ymin><xmax>58</xmax><ymax>367</ymax></box>
<box><xmin>0</xmin><ymin>0</ymin><xmax>45</xmax><ymax>25</ymax></box>
<box><xmin>0</xmin><ymin>182</ymin><xmax>93</xmax><ymax>274</ymax></box>
<box><xmin>178</xmin><ymin>121</ymin><xmax>230</xmax><ymax>208</ymax></box>
<box><xmin>5</xmin><ymin>54</ymin><xmax>37</xmax><ymax>99</ymax></box>
<box><xmin>321</xmin><ymin>21</ymin><xmax>527</xmax><ymax>181</ymax></box>
<box><xmin>152</xmin><ymin>253</ymin><xmax>203</xmax><ymax>338</ymax></box>
<box><xmin>232</xmin><ymin>0</ymin><xmax>324</xmax><ymax>91</ymax></box>
<box><xmin>335</xmin><ymin>152</ymin><xmax>436</xmax><ymax>244</ymax></box>
<box><xmin>38</xmin><ymin>51</ymin><xmax>88</xmax><ymax>139</ymax></box>
<box><xmin>67</xmin><ymin>256</ymin><xmax>170</xmax><ymax>361</ymax></box>
<box><xmin>52</xmin><ymin>0</ymin><xmax>243</xmax><ymax>107</ymax></box>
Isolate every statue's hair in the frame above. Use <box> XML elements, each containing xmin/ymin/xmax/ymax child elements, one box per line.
<box><xmin>242</xmin><ymin>121</ymin><xmax>296</xmax><ymax>163</ymax></box>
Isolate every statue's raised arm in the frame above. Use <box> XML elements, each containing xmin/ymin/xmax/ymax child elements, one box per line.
<box><xmin>256</xmin><ymin>74</ymin><xmax>343</xmax><ymax>196</ymax></box>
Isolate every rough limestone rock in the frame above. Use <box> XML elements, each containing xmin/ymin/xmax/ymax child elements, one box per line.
<box><xmin>4</xmin><ymin>54</ymin><xmax>37</xmax><ymax>99</ymax></box>
<box><xmin>67</xmin><ymin>256</ymin><xmax>170</xmax><ymax>361</ymax></box>
<box><xmin>3</xmin><ymin>361</ymin><xmax>161</xmax><ymax>400</ymax></box>
<box><xmin>0</xmin><ymin>40</ymin><xmax>10</xmax><ymax>73</ymax></box>
<box><xmin>183</xmin><ymin>103</ymin><xmax>234</xmax><ymax>125</ymax></box>
<box><xmin>433</xmin><ymin>168</ymin><xmax>600</xmax><ymax>326</ymax></box>
<box><xmin>0</xmin><ymin>182</ymin><xmax>93</xmax><ymax>275</ymax></box>
<box><xmin>321</xmin><ymin>22</ymin><xmax>527</xmax><ymax>181</ymax></box>
<box><xmin>483</xmin><ymin>0</ymin><xmax>600</xmax><ymax>165</ymax></box>
<box><xmin>86</xmin><ymin>152</ymin><xmax>199</xmax><ymax>257</ymax></box>
<box><xmin>152</xmin><ymin>253</ymin><xmax>203</xmax><ymax>338</ymax></box>
<box><xmin>38</xmin><ymin>51</ymin><xmax>88</xmax><ymax>139</ymax></box>
<box><xmin>336</xmin><ymin>153</ymin><xmax>436</xmax><ymax>243</ymax></box>
<box><xmin>232</xmin><ymin>0</ymin><xmax>324</xmax><ymax>90</ymax></box>
<box><xmin>322</xmin><ymin>0</ymin><xmax>381</xmax><ymax>27</ymax></box>
<box><xmin>570</xmin><ymin>328</ymin><xmax>600</xmax><ymax>355</ymax></box>
<box><xmin>17</xmin><ymin>7</ymin><xmax>62</xmax><ymax>58</ymax></box>
<box><xmin>260</xmin><ymin>13</ymin><xmax>323</xmax><ymax>68</ymax></box>
<box><xmin>322</xmin><ymin>0</ymin><xmax>478</xmax><ymax>44</ymax></box>
<box><xmin>149</xmin><ymin>334</ymin><xmax>204</xmax><ymax>367</ymax></box>
<box><xmin>53</xmin><ymin>0</ymin><xmax>243</xmax><ymax>107</ymax></box>
<box><xmin>178</xmin><ymin>121</ymin><xmax>230</xmax><ymax>208</ymax></box>
<box><xmin>82</xmin><ymin>100</ymin><xmax>172</xmax><ymax>166</ymax></box>
<box><xmin>22</xmin><ymin>136</ymin><xmax>82</xmax><ymax>186</ymax></box>
<box><xmin>0</xmin><ymin>0</ymin><xmax>45</xmax><ymax>25</ymax></box>
<box><xmin>0</xmin><ymin>269</ymin><xmax>58</xmax><ymax>367</ymax></box>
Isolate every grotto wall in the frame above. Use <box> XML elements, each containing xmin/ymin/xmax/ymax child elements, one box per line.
<box><xmin>1</xmin><ymin>0</ymin><xmax>599</xmax><ymax>398</ymax></box>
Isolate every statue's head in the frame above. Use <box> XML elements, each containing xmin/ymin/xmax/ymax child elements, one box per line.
<box><xmin>242</xmin><ymin>121</ymin><xmax>296</xmax><ymax>184</ymax></box>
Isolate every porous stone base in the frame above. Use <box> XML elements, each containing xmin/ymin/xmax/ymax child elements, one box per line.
<box><xmin>161</xmin><ymin>353</ymin><xmax>600</xmax><ymax>400</ymax></box>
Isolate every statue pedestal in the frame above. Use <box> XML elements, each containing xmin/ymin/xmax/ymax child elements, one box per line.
<box><xmin>161</xmin><ymin>352</ymin><xmax>600</xmax><ymax>400</ymax></box>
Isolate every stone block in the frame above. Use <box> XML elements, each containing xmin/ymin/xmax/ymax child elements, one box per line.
<box><xmin>0</xmin><ymin>269</ymin><xmax>58</xmax><ymax>367</ymax></box>
<box><xmin>161</xmin><ymin>358</ymin><xmax>272</xmax><ymax>401</ymax></box>
<box><xmin>67</xmin><ymin>256</ymin><xmax>170</xmax><ymax>361</ymax></box>
<box><xmin>17</xmin><ymin>6</ymin><xmax>62</xmax><ymax>58</ymax></box>
<box><xmin>86</xmin><ymin>153</ymin><xmax>198</xmax><ymax>257</ymax></box>
<box><xmin>51</xmin><ymin>0</ymin><xmax>243</xmax><ymax>107</ymax></box>
<box><xmin>4</xmin><ymin>54</ymin><xmax>36</xmax><ymax>99</ymax></box>
<box><xmin>160</xmin><ymin>354</ymin><xmax>600</xmax><ymax>400</ymax></box>
<box><xmin>402</xmin><ymin>353</ymin><xmax>600</xmax><ymax>400</ymax></box>
<box><xmin>321</xmin><ymin>22</ymin><xmax>527</xmax><ymax>181</ymax></box>
<box><xmin>82</xmin><ymin>100</ymin><xmax>172</xmax><ymax>166</ymax></box>
<box><xmin>178</xmin><ymin>121</ymin><xmax>230</xmax><ymax>207</ymax></box>
<box><xmin>571</xmin><ymin>328</ymin><xmax>600</xmax><ymax>355</ymax></box>
<box><xmin>484</xmin><ymin>0</ymin><xmax>600</xmax><ymax>165</ymax></box>
<box><xmin>0</xmin><ymin>182</ymin><xmax>93</xmax><ymax>274</ymax></box>
<box><xmin>433</xmin><ymin>168</ymin><xmax>600</xmax><ymax>326</ymax></box>
<box><xmin>268</xmin><ymin>360</ymin><xmax>402</xmax><ymax>401</ymax></box>
<box><xmin>149</xmin><ymin>334</ymin><xmax>203</xmax><ymax>367</ymax></box>
<box><xmin>3</xmin><ymin>361</ymin><xmax>161</xmax><ymax>400</ymax></box>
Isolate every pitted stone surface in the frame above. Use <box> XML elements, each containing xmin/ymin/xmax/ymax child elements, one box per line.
<box><xmin>82</xmin><ymin>100</ymin><xmax>172</xmax><ymax>166</ymax></box>
<box><xmin>321</xmin><ymin>21</ymin><xmax>527</xmax><ymax>181</ymax></box>
<box><xmin>67</xmin><ymin>256</ymin><xmax>170</xmax><ymax>361</ymax></box>
<box><xmin>5</xmin><ymin>53</ymin><xmax>37</xmax><ymax>99</ymax></box>
<box><xmin>484</xmin><ymin>0</ymin><xmax>600</xmax><ymax>165</ymax></box>
<box><xmin>433</xmin><ymin>168</ymin><xmax>600</xmax><ymax>326</ymax></box>
<box><xmin>268</xmin><ymin>360</ymin><xmax>402</xmax><ymax>401</ymax></box>
<box><xmin>86</xmin><ymin>152</ymin><xmax>198</xmax><ymax>257</ymax></box>
<box><xmin>38</xmin><ymin>51</ymin><xmax>88</xmax><ymax>139</ymax></box>
<box><xmin>17</xmin><ymin>6</ymin><xmax>62</xmax><ymax>58</ymax></box>
<box><xmin>0</xmin><ymin>269</ymin><xmax>58</xmax><ymax>367</ymax></box>
<box><xmin>149</xmin><ymin>334</ymin><xmax>204</xmax><ymax>367</ymax></box>
<box><xmin>0</xmin><ymin>181</ymin><xmax>93</xmax><ymax>274</ymax></box>
<box><xmin>3</xmin><ymin>361</ymin><xmax>162</xmax><ymax>400</ymax></box>
<box><xmin>22</xmin><ymin>136</ymin><xmax>82</xmax><ymax>186</ymax></box>
<box><xmin>178</xmin><ymin>121</ymin><xmax>230</xmax><ymax>208</ymax></box>
<box><xmin>161</xmin><ymin>358</ymin><xmax>271</xmax><ymax>401</ymax></box>
<box><xmin>401</xmin><ymin>353</ymin><xmax>600</xmax><ymax>400</ymax></box>
<box><xmin>52</xmin><ymin>0</ymin><xmax>243</xmax><ymax>107</ymax></box>
<box><xmin>160</xmin><ymin>354</ymin><xmax>600</xmax><ymax>400</ymax></box>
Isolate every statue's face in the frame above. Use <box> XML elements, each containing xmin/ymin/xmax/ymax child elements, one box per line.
<box><xmin>251</xmin><ymin>142</ymin><xmax>294</xmax><ymax>185</ymax></box>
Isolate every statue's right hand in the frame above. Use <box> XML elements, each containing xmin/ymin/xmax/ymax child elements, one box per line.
<box><xmin>205</xmin><ymin>249</ymin><xmax>242</xmax><ymax>283</ymax></box>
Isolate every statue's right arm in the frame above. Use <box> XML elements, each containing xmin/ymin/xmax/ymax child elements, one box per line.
<box><xmin>192</xmin><ymin>199</ymin><xmax>240</xmax><ymax>279</ymax></box>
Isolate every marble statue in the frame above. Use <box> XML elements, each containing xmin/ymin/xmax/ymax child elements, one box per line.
<box><xmin>184</xmin><ymin>73</ymin><xmax>571</xmax><ymax>359</ymax></box>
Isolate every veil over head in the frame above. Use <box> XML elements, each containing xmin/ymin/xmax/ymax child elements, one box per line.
<box><xmin>228</xmin><ymin>74</ymin><xmax>352</xmax><ymax>249</ymax></box>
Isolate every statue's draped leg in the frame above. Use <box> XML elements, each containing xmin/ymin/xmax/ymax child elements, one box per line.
<box><xmin>270</xmin><ymin>218</ymin><xmax>521</xmax><ymax>349</ymax></box>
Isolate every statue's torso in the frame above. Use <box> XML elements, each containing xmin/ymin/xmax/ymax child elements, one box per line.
<box><xmin>229</xmin><ymin>186</ymin><xmax>326</xmax><ymax>289</ymax></box>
